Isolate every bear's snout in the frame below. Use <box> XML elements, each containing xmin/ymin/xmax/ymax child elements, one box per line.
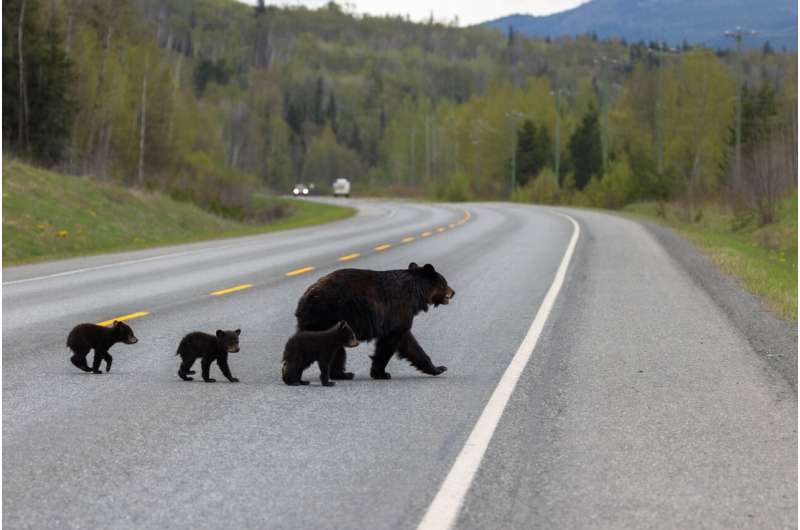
<box><xmin>127</xmin><ymin>336</ymin><xmax>139</xmax><ymax>344</ymax></box>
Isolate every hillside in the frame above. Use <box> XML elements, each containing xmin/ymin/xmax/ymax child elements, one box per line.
<box><xmin>2</xmin><ymin>160</ymin><xmax>354</xmax><ymax>265</ymax></box>
<box><xmin>483</xmin><ymin>0</ymin><xmax>798</xmax><ymax>50</ymax></box>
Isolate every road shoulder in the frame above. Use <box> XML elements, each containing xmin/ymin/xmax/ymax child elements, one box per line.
<box><xmin>633</xmin><ymin>217</ymin><xmax>797</xmax><ymax>391</ymax></box>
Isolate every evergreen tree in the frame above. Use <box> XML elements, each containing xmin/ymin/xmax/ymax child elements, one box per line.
<box><xmin>568</xmin><ymin>106</ymin><xmax>603</xmax><ymax>190</ymax></box>
<box><xmin>3</xmin><ymin>0</ymin><xmax>76</xmax><ymax>163</ymax></box>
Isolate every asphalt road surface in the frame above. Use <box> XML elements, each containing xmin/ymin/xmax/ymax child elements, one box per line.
<box><xmin>3</xmin><ymin>199</ymin><xmax>796</xmax><ymax>529</ymax></box>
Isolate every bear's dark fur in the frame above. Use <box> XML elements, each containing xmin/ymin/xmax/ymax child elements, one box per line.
<box><xmin>294</xmin><ymin>263</ymin><xmax>454</xmax><ymax>380</ymax></box>
<box><xmin>282</xmin><ymin>321</ymin><xmax>359</xmax><ymax>387</ymax></box>
<box><xmin>176</xmin><ymin>329</ymin><xmax>241</xmax><ymax>383</ymax></box>
<box><xmin>67</xmin><ymin>321</ymin><xmax>139</xmax><ymax>373</ymax></box>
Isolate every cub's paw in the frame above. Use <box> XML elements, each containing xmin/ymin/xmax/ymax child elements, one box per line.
<box><xmin>92</xmin><ymin>370</ymin><xmax>103</xmax><ymax>374</ymax></box>
<box><xmin>321</xmin><ymin>381</ymin><xmax>336</xmax><ymax>387</ymax></box>
<box><xmin>228</xmin><ymin>378</ymin><xmax>240</xmax><ymax>383</ymax></box>
<box><xmin>370</xmin><ymin>369</ymin><xmax>391</xmax><ymax>380</ymax></box>
<box><xmin>431</xmin><ymin>365</ymin><xmax>447</xmax><ymax>376</ymax></box>
<box><xmin>331</xmin><ymin>371</ymin><xmax>355</xmax><ymax>380</ymax></box>
<box><xmin>70</xmin><ymin>358</ymin><xmax>91</xmax><ymax>372</ymax></box>
<box><xmin>299</xmin><ymin>380</ymin><xmax>310</xmax><ymax>385</ymax></box>
<box><xmin>203</xmin><ymin>378</ymin><xmax>217</xmax><ymax>383</ymax></box>
<box><xmin>186</xmin><ymin>370</ymin><xmax>196</xmax><ymax>375</ymax></box>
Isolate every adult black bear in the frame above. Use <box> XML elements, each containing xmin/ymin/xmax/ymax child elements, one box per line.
<box><xmin>294</xmin><ymin>263</ymin><xmax>454</xmax><ymax>380</ymax></box>
<box><xmin>176</xmin><ymin>329</ymin><xmax>241</xmax><ymax>383</ymax></box>
<box><xmin>282</xmin><ymin>320</ymin><xmax>359</xmax><ymax>387</ymax></box>
<box><xmin>67</xmin><ymin>321</ymin><xmax>139</xmax><ymax>373</ymax></box>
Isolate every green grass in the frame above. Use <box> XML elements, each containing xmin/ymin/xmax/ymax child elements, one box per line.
<box><xmin>2</xmin><ymin>160</ymin><xmax>355</xmax><ymax>266</ymax></box>
<box><xmin>624</xmin><ymin>195</ymin><xmax>797</xmax><ymax>320</ymax></box>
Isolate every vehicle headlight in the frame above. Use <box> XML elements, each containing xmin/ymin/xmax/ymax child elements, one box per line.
<box><xmin>293</xmin><ymin>188</ymin><xmax>299</xmax><ymax>194</ymax></box>
<box><xmin>302</xmin><ymin>189</ymin><xmax>309</xmax><ymax>195</ymax></box>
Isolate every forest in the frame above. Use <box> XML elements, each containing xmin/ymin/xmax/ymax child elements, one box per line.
<box><xmin>3</xmin><ymin>0</ymin><xmax>797</xmax><ymax>223</ymax></box>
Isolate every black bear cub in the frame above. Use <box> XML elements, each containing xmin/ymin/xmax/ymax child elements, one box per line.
<box><xmin>282</xmin><ymin>321</ymin><xmax>359</xmax><ymax>387</ymax></box>
<box><xmin>67</xmin><ymin>321</ymin><xmax>139</xmax><ymax>373</ymax></box>
<box><xmin>177</xmin><ymin>329</ymin><xmax>241</xmax><ymax>383</ymax></box>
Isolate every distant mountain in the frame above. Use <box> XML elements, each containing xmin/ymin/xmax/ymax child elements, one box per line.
<box><xmin>481</xmin><ymin>0</ymin><xmax>797</xmax><ymax>50</ymax></box>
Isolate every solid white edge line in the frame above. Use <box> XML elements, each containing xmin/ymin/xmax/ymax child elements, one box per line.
<box><xmin>416</xmin><ymin>212</ymin><xmax>580</xmax><ymax>530</ymax></box>
<box><xmin>1</xmin><ymin>246</ymin><xmax>227</xmax><ymax>286</ymax></box>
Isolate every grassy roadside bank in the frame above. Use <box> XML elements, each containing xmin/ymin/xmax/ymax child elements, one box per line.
<box><xmin>623</xmin><ymin>196</ymin><xmax>797</xmax><ymax>320</ymax></box>
<box><xmin>2</xmin><ymin>160</ymin><xmax>355</xmax><ymax>266</ymax></box>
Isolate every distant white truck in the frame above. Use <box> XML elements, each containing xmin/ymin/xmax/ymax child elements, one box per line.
<box><xmin>332</xmin><ymin>178</ymin><xmax>351</xmax><ymax>198</ymax></box>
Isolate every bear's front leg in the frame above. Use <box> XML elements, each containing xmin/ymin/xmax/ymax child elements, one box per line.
<box><xmin>201</xmin><ymin>357</ymin><xmax>216</xmax><ymax>383</ymax></box>
<box><xmin>370</xmin><ymin>334</ymin><xmax>403</xmax><ymax>379</ymax></box>
<box><xmin>397</xmin><ymin>332</ymin><xmax>447</xmax><ymax>376</ymax></box>
<box><xmin>104</xmin><ymin>353</ymin><xmax>113</xmax><ymax>373</ymax></box>
<box><xmin>217</xmin><ymin>356</ymin><xmax>239</xmax><ymax>383</ymax></box>
<box><xmin>91</xmin><ymin>350</ymin><xmax>106</xmax><ymax>374</ymax></box>
<box><xmin>330</xmin><ymin>347</ymin><xmax>354</xmax><ymax>380</ymax></box>
<box><xmin>318</xmin><ymin>352</ymin><xmax>336</xmax><ymax>387</ymax></box>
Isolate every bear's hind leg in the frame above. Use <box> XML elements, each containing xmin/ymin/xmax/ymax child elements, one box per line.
<box><xmin>69</xmin><ymin>346</ymin><xmax>92</xmax><ymax>372</ymax></box>
<box><xmin>104</xmin><ymin>353</ymin><xmax>113</xmax><ymax>373</ymax></box>
<box><xmin>330</xmin><ymin>347</ymin><xmax>354</xmax><ymax>380</ymax></box>
<box><xmin>178</xmin><ymin>356</ymin><xmax>196</xmax><ymax>381</ymax></box>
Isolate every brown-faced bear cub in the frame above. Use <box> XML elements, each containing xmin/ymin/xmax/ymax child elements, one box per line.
<box><xmin>282</xmin><ymin>321</ymin><xmax>359</xmax><ymax>387</ymax></box>
<box><xmin>177</xmin><ymin>329</ymin><xmax>241</xmax><ymax>382</ymax></box>
<box><xmin>67</xmin><ymin>321</ymin><xmax>139</xmax><ymax>373</ymax></box>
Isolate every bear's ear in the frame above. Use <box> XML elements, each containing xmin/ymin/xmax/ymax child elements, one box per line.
<box><xmin>423</xmin><ymin>263</ymin><xmax>436</xmax><ymax>274</ymax></box>
<box><xmin>216</xmin><ymin>330</ymin><xmax>224</xmax><ymax>339</ymax></box>
<box><xmin>235</xmin><ymin>329</ymin><xmax>241</xmax><ymax>336</ymax></box>
<box><xmin>337</xmin><ymin>320</ymin><xmax>347</xmax><ymax>329</ymax></box>
<box><xmin>408</xmin><ymin>262</ymin><xmax>419</xmax><ymax>270</ymax></box>
<box><xmin>113</xmin><ymin>320</ymin><xmax>121</xmax><ymax>327</ymax></box>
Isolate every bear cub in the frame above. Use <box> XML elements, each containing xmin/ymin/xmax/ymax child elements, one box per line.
<box><xmin>67</xmin><ymin>321</ymin><xmax>139</xmax><ymax>373</ymax></box>
<box><xmin>282</xmin><ymin>320</ymin><xmax>359</xmax><ymax>387</ymax></box>
<box><xmin>177</xmin><ymin>329</ymin><xmax>241</xmax><ymax>383</ymax></box>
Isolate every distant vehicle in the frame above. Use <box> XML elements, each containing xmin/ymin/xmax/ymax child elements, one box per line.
<box><xmin>292</xmin><ymin>184</ymin><xmax>309</xmax><ymax>197</ymax></box>
<box><xmin>332</xmin><ymin>178</ymin><xmax>351</xmax><ymax>198</ymax></box>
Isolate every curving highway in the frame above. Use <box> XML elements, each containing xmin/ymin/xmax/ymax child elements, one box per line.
<box><xmin>2</xmin><ymin>199</ymin><xmax>796</xmax><ymax>529</ymax></box>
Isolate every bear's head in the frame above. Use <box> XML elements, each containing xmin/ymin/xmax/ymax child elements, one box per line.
<box><xmin>408</xmin><ymin>263</ymin><xmax>455</xmax><ymax>307</ymax></box>
<box><xmin>216</xmin><ymin>329</ymin><xmax>242</xmax><ymax>353</ymax></box>
<box><xmin>336</xmin><ymin>320</ymin><xmax>359</xmax><ymax>348</ymax></box>
<box><xmin>113</xmin><ymin>321</ymin><xmax>138</xmax><ymax>344</ymax></box>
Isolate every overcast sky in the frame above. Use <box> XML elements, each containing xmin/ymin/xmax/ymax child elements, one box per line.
<box><xmin>238</xmin><ymin>0</ymin><xmax>589</xmax><ymax>26</ymax></box>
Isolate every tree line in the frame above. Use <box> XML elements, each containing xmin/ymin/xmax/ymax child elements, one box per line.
<box><xmin>3</xmin><ymin>0</ymin><xmax>796</xmax><ymax>223</ymax></box>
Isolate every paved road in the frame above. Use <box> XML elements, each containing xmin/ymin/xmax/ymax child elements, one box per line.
<box><xmin>3</xmin><ymin>200</ymin><xmax>796</xmax><ymax>529</ymax></box>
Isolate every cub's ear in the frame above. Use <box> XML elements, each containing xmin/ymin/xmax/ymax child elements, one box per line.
<box><xmin>235</xmin><ymin>329</ymin><xmax>241</xmax><ymax>336</ymax></box>
<box><xmin>423</xmin><ymin>263</ymin><xmax>436</xmax><ymax>274</ymax></box>
<box><xmin>113</xmin><ymin>320</ymin><xmax>121</xmax><ymax>327</ymax></box>
<box><xmin>216</xmin><ymin>330</ymin><xmax>224</xmax><ymax>338</ymax></box>
<box><xmin>408</xmin><ymin>262</ymin><xmax>419</xmax><ymax>270</ymax></box>
<box><xmin>337</xmin><ymin>320</ymin><xmax>347</xmax><ymax>329</ymax></box>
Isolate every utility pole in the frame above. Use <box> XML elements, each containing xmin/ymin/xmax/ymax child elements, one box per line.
<box><xmin>550</xmin><ymin>88</ymin><xmax>573</xmax><ymax>189</ymax></box>
<box><xmin>724</xmin><ymin>27</ymin><xmax>756</xmax><ymax>189</ymax></box>
<box><xmin>656</xmin><ymin>42</ymin><xmax>664</xmax><ymax>175</ymax></box>
<box><xmin>409</xmin><ymin>127</ymin><xmax>416</xmax><ymax>185</ymax></box>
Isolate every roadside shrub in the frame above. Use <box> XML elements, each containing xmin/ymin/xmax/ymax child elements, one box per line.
<box><xmin>512</xmin><ymin>168</ymin><xmax>559</xmax><ymax>204</ymax></box>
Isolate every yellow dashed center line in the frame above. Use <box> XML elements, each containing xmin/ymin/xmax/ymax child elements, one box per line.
<box><xmin>421</xmin><ymin>231</ymin><xmax>432</xmax><ymax>237</ymax></box>
<box><xmin>449</xmin><ymin>224</ymin><xmax>456</xmax><ymax>229</ymax></box>
<box><xmin>338</xmin><ymin>253</ymin><xmax>361</xmax><ymax>262</ymax></box>
<box><xmin>210</xmin><ymin>284</ymin><xmax>252</xmax><ymax>296</ymax></box>
<box><xmin>436</xmin><ymin>227</ymin><xmax>445</xmax><ymax>232</ymax></box>
<box><xmin>286</xmin><ymin>266</ymin><xmax>315</xmax><ymax>277</ymax></box>
<box><xmin>96</xmin><ymin>311</ymin><xmax>149</xmax><ymax>327</ymax></box>
<box><xmin>402</xmin><ymin>236</ymin><xmax>415</xmax><ymax>243</ymax></box>
<box><xmin>374</xmin><ymin>244</ymin><xmax>392</xmax><ymax>251</ymax></box>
